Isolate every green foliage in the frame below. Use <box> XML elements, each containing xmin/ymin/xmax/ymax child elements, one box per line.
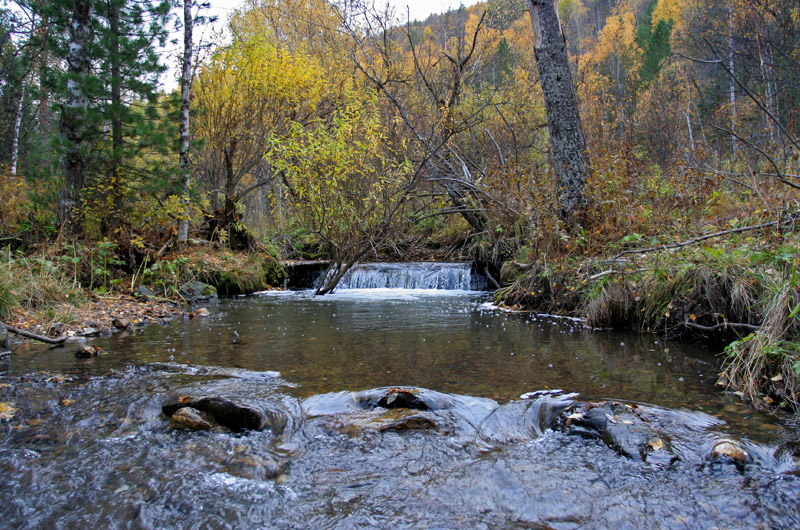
<box><xmin>636</xmin><ymin>0</ymin><xmax>673</xmax><ymax>86</ymax></box>
<box><xmin>142</xmin><ymin>256</ymin><xmax>194</xmax><ymax>298</ymax></box>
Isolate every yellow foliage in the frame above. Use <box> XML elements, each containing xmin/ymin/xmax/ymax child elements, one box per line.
<box><xmin>652</xmin><ymin>0</ymin><xmax>688</xmax><ymax>25</ymax></box>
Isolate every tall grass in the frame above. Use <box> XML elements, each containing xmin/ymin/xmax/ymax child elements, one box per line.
<box><xmin>0</xmin><ymin>249</ymin><xmax>86</xmax><ymax>321</ymax></box>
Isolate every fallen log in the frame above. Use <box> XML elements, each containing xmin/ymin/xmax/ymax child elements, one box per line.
<box><xmin>4</xmin><ymin>324</ymin><xmax>69</xmax><ymax>344</ymax></box>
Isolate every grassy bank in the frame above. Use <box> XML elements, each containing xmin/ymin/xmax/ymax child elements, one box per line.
<box><xmin>497</xmin><ymin>230</ymin><xmax>800</xmax><ymax>414</ymax></box>
<box><xmin>0</xmin><ymin>242</ymin><xmax>285</xmax><ymax>340</ymax></box>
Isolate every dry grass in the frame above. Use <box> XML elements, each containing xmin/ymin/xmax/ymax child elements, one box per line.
<box><xmin>720</xmin><ymin>269</ymin><xmax>800</xmax><ymax>410</ymax></box>
<box><xmin>0</xmin><ymin>251</ymin><xmax>86</xmax><ymax>321</ymax></box>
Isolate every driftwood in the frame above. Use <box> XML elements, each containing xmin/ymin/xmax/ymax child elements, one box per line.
<box><xmin>4</xmin><ymin>324</ymin><xmax>69</xmax><ymax>344</ymax></box>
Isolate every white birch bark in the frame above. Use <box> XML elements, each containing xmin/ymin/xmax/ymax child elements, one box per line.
<box><xmin>10</xmin><ymin>83</ymin><xmax>25</xmax><ymax>178</ymax></box>
<box><xmin>58</xmin><ymin>0</ymin><xmax>93</xmax><ymax>232</ymax></box>
<box><xmin>177</xmin><ymin>0</ymin><xmax>193</xmax><ymax>242</ymax></box>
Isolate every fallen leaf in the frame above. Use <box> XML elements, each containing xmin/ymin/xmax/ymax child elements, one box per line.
<box><xmin>0</xmin><ymin>402</ymin><xmax>16</xmax><ymax>421</ymax></box>
<box><xmin>648</xmin><ymin>438</ymin><xmax>664</xmax><ymax>451</ymax></box>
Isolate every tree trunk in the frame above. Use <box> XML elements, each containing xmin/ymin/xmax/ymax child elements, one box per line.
<box><xmin>177</xmin><ymin>0</ymin><xmax>193</xmax><ymax>243</ymax></box>
<box><xmin>58</xmin><ymin>0</ymin><xmax>93</xmax><ymax>234</ymax></box>
<box><xmin>9</xmin><ymin>83</ymin><xmax>25</xmax><ymax>179</ymax></box>
<box><xmin>527</xmin><ymin>0</ymin><xmax>589</xmax><ymax>222</ymax></box>
<box><xmin>106</xmin><ymin>0</ymin><xmax>123</xmax><ymax>234</ymax></box>
<box><xmin>728</xmin><ymin>0</ymin><xmax>737</xmax><ymax>154</ymax></box>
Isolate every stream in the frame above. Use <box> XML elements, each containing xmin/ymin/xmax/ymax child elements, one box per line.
<box><xmin>1</xmin><ymin>265</ymin><xmax>799</xmax><ymax>529</ymax></box>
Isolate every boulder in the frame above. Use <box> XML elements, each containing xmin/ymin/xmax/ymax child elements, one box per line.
<box><xmin>136</xmin><ymin>285</ymin><xmax>156</xmax><ymax>299</ymax></box>
<box><xmin>162</xmin><ymin>395</ymin><xmax>282</xmax><ymax>433</ymax></box>
<box><xmin>171</xmin><ymin>407</ymin><xmax>216</xmax><ymax>431</ymax></box>
<box><xmin>112</xmin><ymin>317</ymin><xmax>131</xmax><ymax>329</ymax></box>
<box><xmin>178</xmin><ymin>281</ymin><xmax>218</xmax><ymax>303</ymax></box>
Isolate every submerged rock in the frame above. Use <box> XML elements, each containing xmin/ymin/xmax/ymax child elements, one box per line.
<box><xmin>563</xmin><ymin>402</ymin><xmax>673</xmax><ymax>461</ymax></box>
<box><xmin>162</xmin><ymin>395</ymin><xmax>284</xmax><ymax>433</ymax></box>
<box><xmin>171</xmin><ymin>407</ymin><xmax>216</xmax><ymax>431</ymax></box>
<box><xmin>75</xmin><ymin>345</ymin><xmax>100</xmax><ymax>358</ymax></box>
<box><xmin>178</xmin><ymin>281</ymin><xmax>218</xmax><ymax>303</ymax></box>
<box><xmin>378</xmin><ymin>412</ymin><xmax>440</xmax><ymax>432</ymax></box>
<box><xmin>324</xmin><ymin>409</ymin><xmax>446</xmax><ymax>438</ymax></box>
<box><xmin>224</xmin><ymin>453</ymin><xmax>288</xmax><ymax>480</ymax></box>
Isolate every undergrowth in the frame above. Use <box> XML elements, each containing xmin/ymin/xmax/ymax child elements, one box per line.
<box><xmin>0</xmin><ymin>249</ymin><xmax>86</xmax><ymax>320</ymax></box>
<box><xmin>498</xmin><ymin>230</ymin><xmax>800</xmax><ymax>414</ymax></box>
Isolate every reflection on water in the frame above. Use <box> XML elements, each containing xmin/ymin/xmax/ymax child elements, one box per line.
<box><xmin>3</xmin><ymin>289</ymin><xmax>792</xmax><ymax>439</ymax></box>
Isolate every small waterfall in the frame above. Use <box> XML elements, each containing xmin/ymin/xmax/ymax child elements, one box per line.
<box><xmin>325</xmin><ymin>262</ymin><xmax>488</xmax><ymax>291</ymax></box>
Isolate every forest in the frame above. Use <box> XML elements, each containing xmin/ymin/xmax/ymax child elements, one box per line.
<box><xmin>1</xmin><ymin>0</ymin><xmax>799</xmax><ymax>413</ymax></box>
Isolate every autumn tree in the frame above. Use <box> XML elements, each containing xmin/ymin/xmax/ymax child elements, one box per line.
<box><xmin>192</xmin><ymin>34</ymin><xmax>325</xmax><ymax>244</ymax></box>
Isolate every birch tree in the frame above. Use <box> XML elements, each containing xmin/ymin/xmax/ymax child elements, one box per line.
<box><xmin>57</xmin><ymin>0</ymin><xmax>93</xmax><ymax>233</ymax></box>
<box><xmin>177</xmin><ymin>0</ymin><xmax>193</xmax><ymax>242</ymax></box>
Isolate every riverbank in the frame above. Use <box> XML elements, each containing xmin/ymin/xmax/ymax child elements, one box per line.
<box><xmin>1</xmin><ymin>293</ymin><xmax>184</xmax><ymax>348</ymax></box>
<box><xmin>496</xmin><ymin>229</ymin><xmax>800</xmax><ymax>415</ymax></box>
<box><xmin>0</xmin><ymin>243</ymin><xmax>284</xmax><ymax>350</ymax></box>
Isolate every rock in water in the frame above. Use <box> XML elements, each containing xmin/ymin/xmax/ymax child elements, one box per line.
<box><xmin>0</xmin><ymin>322</ymin><xmax>8</xmax><ymax>350</ymax></box>
<box><xmin>564</xmin><ymin>402</ymin><xmax>671</xmax><ymax>461</ymax></box>
<box><xmin>377</xmin><ymin>412</ymin><xmax>440</xmax><ymax>433</ymax></box>
<box><xmin>171</xmin><ymin>407</ymin><xmax>215</xmax><ymax>431</ymax></box>
<box><xmin>710</xmin><ymin>439</ymin><xmax>749</xmax><ymax>465</ymax></box>
<box><xmin>225</xmin><ymin>453</ymin><xmax>288</xmax><ymax>480</ymax></box>
<box><xmin>162</xmin><ymin>396</ymin><xmax>276</xmax><ymax>432</ymax></box>
<box><xmin>75</xmin><ymin>345</ymin><xmax>99</xmax><ymax>358</ymax></box>
<box><xmin>178</xmin><ymin>281</ymin><xmax>218</xmax><ymax>302</ymax></box>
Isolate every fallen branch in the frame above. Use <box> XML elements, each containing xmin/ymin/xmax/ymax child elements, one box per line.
<box><xmin>683</xmin><ymin>320</ymin><xmax>761</xmax><ymax>333</ymax></box>
<box><xmin>588</xmin><ymin>268</ymin><xmax>651</xmax><ymax>281</ymax></box>
<box><xmin>5</xmin><ymin>324</ymin><xmax>69</xmax><ymax>344</ymax></box>
<box><xmin>612</xmin><ymin>220</ymin><xmax>785</xmax><ymax>260</ymax></box>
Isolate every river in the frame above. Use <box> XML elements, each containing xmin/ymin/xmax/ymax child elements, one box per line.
<box><xmin>1</xmin><ymin>279</ymin><xmax>798</xmax><ymax>528</ymax></box>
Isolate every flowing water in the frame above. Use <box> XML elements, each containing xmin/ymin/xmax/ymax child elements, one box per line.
<box><xmin>1</xmin><ymin>264</ymin><xmax>799</xmax><ymax>529</ymax></box>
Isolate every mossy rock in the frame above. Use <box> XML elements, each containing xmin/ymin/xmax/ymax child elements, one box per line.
<box><xmin>179</xmin><ymin>281</ymin><xmax>218</xmax><ymax>302</ymax></box>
